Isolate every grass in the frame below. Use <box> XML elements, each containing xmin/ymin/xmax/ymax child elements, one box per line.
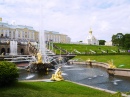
<box><xmin>54</xmin><ymin>43</ymin><xmax>120</xmax><ymax>54</ymax></box>
<box><xmin>73</xmin><ymin>55</ymin><xmax>130</xmax><ymax>69</ymax></box>
<box><xmin>53</xmin><ymin>43</ymin><xmax>130</xmax><ymax>69</ymax></box>
<box><xmin>0</xmin><ymin>43</ymin><xmax>128</xmax><ymax>97</ymax></box>
<box><xmin>0</xmin><ymin>81</ymin><xmax>120</xmax><ymax>97</ymax></box>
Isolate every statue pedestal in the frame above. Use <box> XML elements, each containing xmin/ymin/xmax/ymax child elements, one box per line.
<box><xmin>27</xmin><ymin>62</ymin><xmax>55</xmax><ymax>72</ymax></box>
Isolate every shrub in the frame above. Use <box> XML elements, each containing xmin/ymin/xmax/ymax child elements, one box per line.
<box><xmin>0</xmin><ymin>61</ymin><xmax>19</xmax><ymax>87</ymax></box>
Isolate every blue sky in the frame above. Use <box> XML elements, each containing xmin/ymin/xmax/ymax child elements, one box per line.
<box><xmin>0</xmin><ymin>0</ymin><xmax>130</xmax><ymax>42</ymax></box>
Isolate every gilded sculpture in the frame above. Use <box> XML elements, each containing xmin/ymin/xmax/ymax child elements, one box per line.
<box><xmin>108</xmin><ymin>60</ymin><xmax>116</xmax><ymax>68</ymax></box>
<box><xmin>36</xmin><ymin>51</ymin><xmax>43</xmax><ymax>64</ymax></box>
<box><xmin>50</xmin><ymin>67</ymin><xmax>64</xmax><ymax>81</ymax></box>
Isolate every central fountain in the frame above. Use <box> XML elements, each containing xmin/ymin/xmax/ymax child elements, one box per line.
<box><xmin>26</xmin><ymin>5</ymin><xmax>55</xmax><ymax>72</ymax></box>
<box><xmin>26</xmin><ymin>51</ymin><xmax>55</xmax><ymax>72</ymax></box>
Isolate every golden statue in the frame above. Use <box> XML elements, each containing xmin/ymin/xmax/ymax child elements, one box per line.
<box><xmin>86</xmin><ymin>58</ymin><xmax>91</xmax><ymax>62</ymax></box>
<box><xmin>108</xmin><ymin>60</ymin><xmax>116</xmax><ymax>68</ymax></box>
<box><xmin>36</xmin><ymin>51</ymin><xmax>43</xmax><ymax>64</ymax></box>
<box><xmin>86</xmin><ymin>58</ymin><xmax>92</xmax><ymax>67</ymax></box>
<box><xmin>50</xmin><ymin>67</ymin><xmax>64</xmax><ymax>81</ymax></box>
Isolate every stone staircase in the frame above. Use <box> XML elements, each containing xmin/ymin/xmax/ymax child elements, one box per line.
<box><xmin>28</xmin><ymin>42</ymin><xmax>55</xmax><ymax>56</ymax></box>
<box><xmin>53</xmin><ymin>44</ymin><xmax>70</xmax><ymax>54</ymax></box>
<box><xmin>45</xmin><ymin>49</ymin><xmax>55</xmax><ymax>55</ymax></box>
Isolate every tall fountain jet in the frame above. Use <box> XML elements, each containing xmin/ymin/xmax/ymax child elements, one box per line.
<box><xmin>39</xmin><ymin>30</ymin><xmax>47</xmax><ymax>63</ymax></box>
<box><xmin>10</xmin><ymin>40</ymin><xmax>17</xmax><ymax>55</ymax></box>
<box><xmin>39</xmin><ymin>0</ymin><xmax>48</xmax><ymax>63</ymax></box>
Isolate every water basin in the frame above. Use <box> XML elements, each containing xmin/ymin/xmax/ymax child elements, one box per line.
<box><xmin>18</xmin><ymin>64</ymin><xmax>130</xmax><ymax>92</ymax></box>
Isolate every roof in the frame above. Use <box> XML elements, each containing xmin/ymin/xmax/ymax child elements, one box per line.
<box><xmin>44</xmin><ymin>30</ymin><xmax>59</xmax><ymax>34</ymax></box>
<box><xmin>0</xmin><ymin>21</ymin><xmax>34</xmax><ymax>30</ymax></box>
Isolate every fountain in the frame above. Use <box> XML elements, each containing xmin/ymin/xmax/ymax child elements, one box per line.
<box><xmin>74</xmin><ymin>49</ymin><xmax>81</xmax><ymax>54</ymax></box>
<box><xmin>17</xmin><ymin>1</ymin><xmax>130</xmax><ymax>93</ymax></box>
<box><xmin>26</xmin><ymin>50</ymin><xmax>55</xmax><ymax>72</ymax></box>
<box><xmin>101</xmin><ymin>50</ymin><xmax>106</xmax><ymax>53</ymax></box>
<box><xmin>86</xmin><ymin>58</ymin><xmax>100</xmax><ymax>79</ymax></box>
<box><xmin>90</xmin><ymin>49</ymin><xmax>96</xmax><ymax>54</ymax></box>
<box><xmin>18</xmin><ymin>57</ymin><xmax>130</xmax><ymax>92</ymax></box>
<box><xmin>10</xmin><ymin>40</ymin><xmax>17</xmax><ymax>55</ymax></box>
<box><xmin>25</xmin><ymin>21</ymin><xmax>75</xmax><ymax>72</ymax></box>
<box><xmin>25</xmin><ymin>1</ymin><xmax>57</xmax><ymax>72</ymax></box>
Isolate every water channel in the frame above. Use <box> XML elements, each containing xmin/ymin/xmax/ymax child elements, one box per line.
<box><xmin>18</xmin><ymin>63</ymin><xmax>130</xmax><ymax>92</ymax></box>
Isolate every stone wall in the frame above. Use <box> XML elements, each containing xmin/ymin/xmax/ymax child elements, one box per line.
<box><xmin>108</xmin><ymin>68</ymin><xmax>130</xmax><ymax>77</ymax></box>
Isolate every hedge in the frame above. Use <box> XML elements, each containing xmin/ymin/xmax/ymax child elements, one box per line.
<box><xmin>0</xmin><ymin>61</ymin><xmax>19</xmax><ymax>87</ymax></box>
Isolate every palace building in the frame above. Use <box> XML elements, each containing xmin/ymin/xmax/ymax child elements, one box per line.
<box><xmin>0</xmin><ymin>18</ymin><xmax>38</xmax><ymax>42</ymax></box>
<box><xmin>44</xmin><ymin>30</ymin><xmax>71</xmax><ymax>43</ymax></box>
<box><xmin>0</xmin><ymin>17</ymin><xmax>38</xmax><ymax>55</ymax></box>
<box><xmin>0</xmin><ymin>18</ymin><xmax>71</xmax><ymax>55</ymax></box>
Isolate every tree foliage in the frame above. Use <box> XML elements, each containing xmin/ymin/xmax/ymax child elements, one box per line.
<box><xmin>124</xmin><ymin>34</ymin><xmax>130</xmax><ymax>50</ymax></box>
<box><xmin>0</xmin><ymin>61</ymin><xmax>19</xmax><ymax>87</ymax></box>
<box><xmin>99</xmin><ymin>40</ymin><xmax>106</xmax><ymax>45</ymax></box>
<box><xmin>112</xmin><ymin>33</ymin><xmax>124</xmax><ymax>47</ymax></box>
<box><xmin>112</xmin><ymin>33</ymin><xmax>130</xmax><ymax>50</ymax></box>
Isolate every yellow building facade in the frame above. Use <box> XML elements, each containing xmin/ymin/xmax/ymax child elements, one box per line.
<box><xmin>45</xmin><ymin>30</ymin><xmax>71</xmax><ymax>43</ymax></box>
<box><xmin>0</xmin><ymin>18</ymin><xmax>38</xmax><ymax>42</ymax></box>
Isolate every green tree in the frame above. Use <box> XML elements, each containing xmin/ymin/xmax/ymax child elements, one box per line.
<box><xmin>99</xmin><ymin>40</ymin><xmax>106</xmax><ymax>45</ymax></box>
<box><xmin>79</xmin><ymin>41</ymin><xmax>83</xmax><ymax>42</ymax></box>
<box><xmin>79</xmin><ymin>41</ymin><xmax>83</xmax><ymax>44</ymax></box>
<box><xmin>124</xmin><ymin>34</ymin><xmax>130</xmax><ymax>50</ymax></box>
<box><xmin>112</xmin><ymin>33</ymin><xmax>124</xmax><ymax>47</ymax></box>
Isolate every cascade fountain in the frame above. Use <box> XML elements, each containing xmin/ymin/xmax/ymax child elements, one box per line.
<box><xmin>19</xmin><ymin>0</ymin><xmax>75</xmax><ymax>81</ymax></box>
<box><xmin>17</xmin><ymin>1</ymin><xmax>130</xmax><ymax>91</ymax></box>
<box><xmin>10</xmin><ymin>40</ymin><xmax>17</xmax><ymax>55</ymax></box>
<box><xmin>38</xmin><ymin>0</ymin><xmax>51</xmax><ymax>63</ymax></box>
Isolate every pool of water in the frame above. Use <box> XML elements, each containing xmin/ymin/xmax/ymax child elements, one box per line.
<box><xmin>18</xmin><ymin>64</ymin><xmax>130</xmax><ymax>92</ymax></box>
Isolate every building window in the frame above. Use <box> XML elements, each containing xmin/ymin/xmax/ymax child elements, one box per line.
<box><xmin>31</xmin><ymin>32</ymin><xmax>33</xmax><ymax>39</ymax></box>
<box><xmin>18</xmin><ymin>32</ymin><xmax>20</xmax><ymax>37</ymax></box>
<box><xmin>9</xmin><ymin>31</ymin><xmax>11</xmax><ymax>38</ymax></box>
<box><xmin>1</xmin><ymin>34</ymin><xmax>3</xmax><ymax>37</ymax></box>
<box><xmin>13</xmin><ymin>31</ymin><xmax>15</xmax><ymax>38</ymax></box>
<box><xmin>27</xmin><ymin>32</ymin><xmax>29</xmax><ymax>38</ymax></box>
<box><xmin>25</xmin><ymin>32</ymin><xmax>27</xmax><ymax>38</ymax></box>
<box><xmin>22</xmin><ymin>31</ymin><xmax>24</xmax><ymax>38</ymax></box>
<box><xmin>5</xmin><ymin>34</ymin><xmax>7</xmax><ymax>37</ymax></box>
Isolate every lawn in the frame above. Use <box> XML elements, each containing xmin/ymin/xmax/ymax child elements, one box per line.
<box><xmin>54</xmin><ymin>43</ymin><xmax>130</xmax><ymax>68</ymax></box>
<box><xmin>73</xmin><ymin>55</ymin><xmax>130</xmax><ymax>69</ymax></box>
<box><xmin>0</xmin><ymin>81</ymin><xmax>120</xmax><ymax>97</ymax></box>
<box><xmin>54</xmin><ymin>43</ymin><xmax>120</xmax><ymax>54</ymax></box>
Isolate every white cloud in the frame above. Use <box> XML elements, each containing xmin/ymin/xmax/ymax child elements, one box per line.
<box><xmin>0</xmin><ymin>0</ymin><xmax>130</xmax><ymax>42</ymax></box>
